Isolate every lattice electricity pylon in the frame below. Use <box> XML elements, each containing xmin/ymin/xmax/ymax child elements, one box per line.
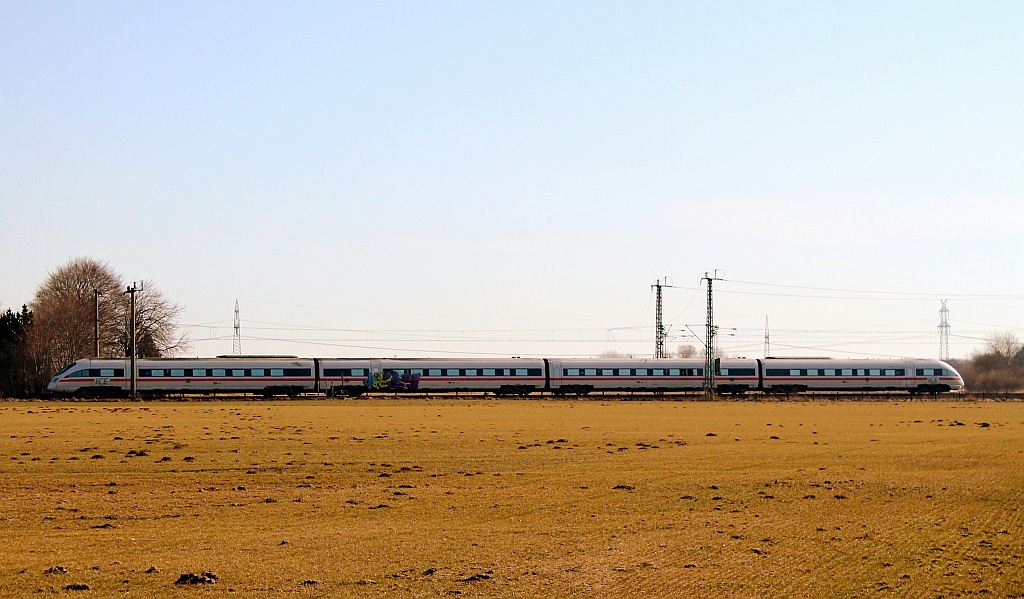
<box><xmin>653</xmin><ymin>279</ymin><xmax>666</xmax><ymax>359</ymax></box>
<box><xmin>233</xmin><ymin>300</ymin><xmax>242</xmax><ymax>356</ymax></box>
<box><xmin>938</xmin><ymin>300</ymin><xmax>950</xmax><ymax>361</ymax></box>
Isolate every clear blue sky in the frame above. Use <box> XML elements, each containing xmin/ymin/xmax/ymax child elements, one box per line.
<box><xmin>2</xmin><ymin>1</ymin><xmax>1022</xmax><ymax>360</ymax></box>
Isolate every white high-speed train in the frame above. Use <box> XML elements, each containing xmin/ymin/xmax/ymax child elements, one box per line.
<box><xmin>47</xmin><ymin>355</ymin><xmax>964</xmax><ymax>397</ymax></box>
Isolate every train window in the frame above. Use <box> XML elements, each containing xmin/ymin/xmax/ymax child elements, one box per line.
<box><xmin>211</xmin><ymin>369</ymin><xmax>225</xmax><ymax>377</ymax></box>
<box><xmin>70</xmin><ymin>369</ymin><xmax>89</xmax><ymax>377</ymax></box>
<box><xmin>601</xmin><ymin>369</ymin><xmax>613</xmax><ymax>376</ymax></box>
<box><xmin>652</xmin><ymin>369</ymin><xmax>664</xmax><ymax>376</ymax></box>
<box><xmin>566</xmin><ymin>368</ymin><xmax>579</xmax><ymax>376</ymax></box>
<box><xmin>528</xmin><ymin>368</ymin><xmax>541</xmax><ymax>376</ymax></box>
<box><xmin>428</xmin><ymin>369</ymin><xmax>441</xmax><ymax>376</ymax></box>
<box><xmin>807</xmin><ymin>369</ymin><xmax>818</xmax><ymax>376</ymax></box>
<box><xmin>446</xmin><ymin>369</ymin><xmax>459</xmax><ymax>376</ymax></box>
<box><xmin>917</xmin><ymin>368</ymin><xmax>932</xmax><ymax>376</ymax></box>
<box><xmin>465</xmin><ymin>369</ymin><xmax>477</xmax><ymax>376</ymax></box>
<box><xmin>884</xmin><ymin>369</ymin><xmax>896</xmax><ymax>376</ymax></box>
<box><xmin>193</xmin><ymin>369</ymin><xmax>206</xmax><ymax>377</ymax></box>
<box><xmin>100</xmin><ymin>369</ymin><xmax>115</xmax><ymax>377</ymax></box>
<box><xmin>618</xmin><ymin>368</ymin><xmax>631</xmax><ymax>376</ymax></box>
<box><xmin>351</xmin><ymin>368</ymin><xmax>365</xmax><ymax>376</ymax></box>
<box><xmin>170</xmin><ymin>369</ymin><xmax>185</xmax><ymax>377</ymax></box>
<box><xmin>789</xmin><ymin>369</ymin><xmax>801</xmax><ymax>376</ymax></box>
<box><xmin>515</xmin><ymin>368</ymin><xmax>527</xmax><ymax>376</ymax></box>
<box><xmin>869</xmin><ymin>369</ymin><xmax>880</xmax><ymax>376</ymax></box>
<box><xmin>585</xmin><ymin>369</ymin><xmax>597</xmax><ymax>376</ymax></box>
<box><xmin>410</xmin><ymin>369</ymin><xmax>423</xmax><ymax>375</ymax></box>
<box><xmin>152</xmin><ymin>369</ymin><xmax>165</xmax><ymax>377</ymax></box>
<box><xmin>483</xmin><ymin>368</ymin><xmax>495</xmax><ymax>376</ymax></box>
<box><xmin>636</xmin><ymin>369</ymin><xmax>648</xmax><ymax>376</ymax></box>
<box><xmin>232</xmin><ymin>369</ymin><xmax>245</xmax><ymax>377</ymax></box>
<box><xmin>669</xmin><ymin>369</ymin><xmax>680</xmax><ymax>376</ymax></box>
<box><xmin>270</xmin><ymin>369</ymin><xmax>283</xmax><ymax>377</ymax></box>
<box><xmin>824</xmin><ymin>369</ymin><xmax>836</xmax><ymax>376</ymax></box>
<box><xmin>841</xmin><ymin>369</ymin><xmax>852</xmax><ymax>376</ymax></box>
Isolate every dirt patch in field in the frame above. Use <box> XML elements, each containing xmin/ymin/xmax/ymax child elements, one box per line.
<box><xmin>0</xmin><ymin>400</ymin><xmax>1021</xmax><ymax>596</ymax></box>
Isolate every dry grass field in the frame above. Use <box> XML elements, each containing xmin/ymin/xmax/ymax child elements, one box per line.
<box><xmin>1</xmin><ymin>399</ymin><xmax>1021</xmax><ymax>598</ymax></box>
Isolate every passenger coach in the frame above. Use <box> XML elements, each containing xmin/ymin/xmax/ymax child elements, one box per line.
<box><xmin>48</xmin><ymin>357</ymin><xmax>317</xmax><ymax>397</ymax></box>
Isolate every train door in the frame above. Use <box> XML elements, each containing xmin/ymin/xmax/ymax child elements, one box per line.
<box><xmin>546</xmin><ymin>359</ymin><xmax>558</xmax><ymax>393</ymax></box>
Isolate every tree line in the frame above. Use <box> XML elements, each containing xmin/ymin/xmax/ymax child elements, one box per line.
<box><xmin>1</xmin><ymin>258</ymin><xmax>187</xmax><ymax>397</ymax></box>
<box><xmin>950</xmin><ymin>332</ymin><xmax>1024</xmax><ymax>393</ymax></box>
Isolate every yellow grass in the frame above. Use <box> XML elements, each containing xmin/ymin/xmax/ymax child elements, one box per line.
<box><xmin>1</xmin><ymin>399</ymin><xmax>1021</xmax><ymax>597</ymax></box>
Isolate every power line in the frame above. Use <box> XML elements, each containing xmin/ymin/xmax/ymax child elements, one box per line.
<box><xmin>723</xmin><ymin>279</ymin><xmax>1024</xmax><ymax>300</ymax></box>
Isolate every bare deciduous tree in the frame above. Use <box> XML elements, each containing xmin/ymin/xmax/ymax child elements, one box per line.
<box><xmin>984</xmin><ymin>331</ymin><xmax>1022</xmax><ymax>365</ymax></box>
<box><xmin>29</xmin><ymin>258</ymin><xmax>189</xmax><ymax>378</ymax></box>
<box><xmin>30</xmin><ymin>258</ymin><xmax>124</xmax><ymax>374</ymax></box>
<box><xmin>676</xmin><ymin>344</ymin><xmax>698</xmax><ymax>358</ymax></box>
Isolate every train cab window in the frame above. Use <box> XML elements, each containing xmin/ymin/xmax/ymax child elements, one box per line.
<box><xmin>483</xmin><ymin>368</ymin><xmax>495</xmax><ymax>376</ymax></box>
<box><xmin>193</xmin><ymin>369</ymin><xmax>207</xmax><ymax>377</ymax></box>
<box><xmin>869</xmin><ymin>369</ymin><xmax>880</xmax><ymax>376</ymax></box>
<box><xmin>585</xmin><ymin>368</ymin><xmax>597</xmax><ymax>376</ymax></box>
<box><xmin>636</xmin><ymin>368</ymin><xmax>647</xmax><ymax>376</ymax></box>
<box><xmin>428</xmin><ymin>369</ymin><xmax>441</xmax><ymax>376</ymax></box>
<box><xmin>566</xmin><ymin>368</ymin><xmax>579</xmax><ymax>376</ymax></box>
<box><xmin>170</xmin><ymin>369</ymin><xmax>185</xmax><ymax>377</ymax></box>
<box><xmin>652</xmin><ymin>369</ymin><xmax>664</xmax><ymax>376</ymax></box>
<box><xmin>446</xmin><ymin>369</ymin><xmax>460</xmax><ymax>376</ymax></box>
